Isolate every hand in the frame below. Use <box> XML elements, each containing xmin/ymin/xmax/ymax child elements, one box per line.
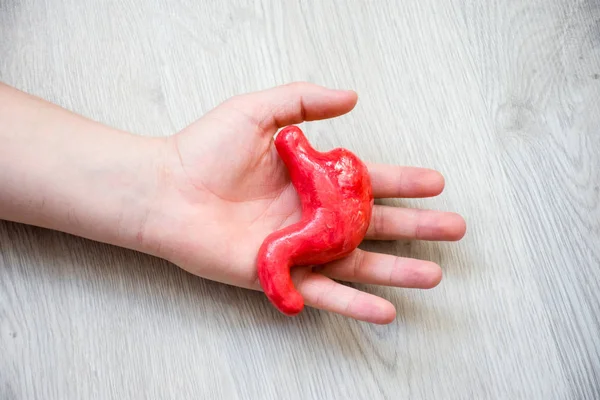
<box><xmin>145</xmin><ymin>82</ymin><xmax>466</xmax><ymax>324</ymax></box>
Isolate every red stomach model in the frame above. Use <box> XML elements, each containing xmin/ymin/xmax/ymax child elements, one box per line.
<box><xmin>257</xmin><ymin>125</ymin><xmax>374</xmax><ymax>316</ymax></box>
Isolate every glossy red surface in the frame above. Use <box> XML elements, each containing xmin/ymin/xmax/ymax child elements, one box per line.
<box><xmin>257</xmin><ymin>126</ymin><xmax>374</xmax><ymax>316</ymax></box>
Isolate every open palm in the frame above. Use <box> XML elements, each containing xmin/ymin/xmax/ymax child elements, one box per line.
<box><xmin>153</xmin><ymin>83</ymin><xmax>466</xmax><ymax>324</ymax></box>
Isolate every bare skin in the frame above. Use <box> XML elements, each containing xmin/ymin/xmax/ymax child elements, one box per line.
<box><xmin>0</xmin><ymin>81</ymin><xmax>466</xmax><ymax>324</ymax></box>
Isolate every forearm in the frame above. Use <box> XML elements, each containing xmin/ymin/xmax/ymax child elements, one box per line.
<box><xmin>0</xmin><ymin>82</ymin><xmax>166</xmax><ymax>253</ymax></box>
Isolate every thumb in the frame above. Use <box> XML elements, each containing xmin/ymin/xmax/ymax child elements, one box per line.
<box><xmin>214</xmin><ymin>82</ymin><xmax>358</xmax><ymax>135</ymax></box>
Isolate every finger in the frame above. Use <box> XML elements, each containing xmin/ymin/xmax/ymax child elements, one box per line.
<box><xmin>366</xmin><ymin>206</ymin><xmax>467</xmax><ymax>241</ymax></box>
<box><xmin>225</xmin><ymin>82</ymin><xmax>358</xmax><ymax>133</ymax></box>
<box><xmin>294</xmin><ymin>270</ymin><xmax>397</xmax><ymax>324</ymax></box>
<box><xmin>316</xmin><ymin>249</ymin><xmax>443</xmax><ymax>289</ymax></box>
<box><xmin>367</xmin><ymin>164</ymin><xmax>445</xmax><ymax>198</ymax></box>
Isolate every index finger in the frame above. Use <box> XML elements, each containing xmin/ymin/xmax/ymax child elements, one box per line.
<box><xmin>367</xmin><ymin>164</ymin><xmax>445</xmax><ymax>198</ymax></box>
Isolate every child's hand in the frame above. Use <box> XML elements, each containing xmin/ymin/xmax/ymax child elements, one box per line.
<box><xmin>144</xmin><ymin>83</ymin><xmax>466</xmax><ymax>324</ymax></box>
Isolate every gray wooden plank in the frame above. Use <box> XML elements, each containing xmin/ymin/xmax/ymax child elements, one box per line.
<box><xmin>1</xmin><ymin>0</ymin><xmax>598</xmax><ymax>399</ymax></box>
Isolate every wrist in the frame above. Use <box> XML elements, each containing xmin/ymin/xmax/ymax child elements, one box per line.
<box><xmin>131</xmin><ymin>134</ymin><xmax>196</xmax><ymax>263</ymax></box>
<box><xmin>86</xmin><ymin>132</ymin><xmax>170</xmax><ymax>255</ymax></box>
<box><xmin>40</xmin><ymin>129</ymin><xmax>169</xmax><ymax>255</ymax></box>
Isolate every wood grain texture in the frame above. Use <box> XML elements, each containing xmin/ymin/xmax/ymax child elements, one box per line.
<box><xmin>1</xmin><ymin>0</ymin><xmax>599</xmax><ymax>399</ymax></box>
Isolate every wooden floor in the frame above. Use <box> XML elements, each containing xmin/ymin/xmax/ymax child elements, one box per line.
<box><xmin>1</xmin><ymin>1</ymin><xmax>599</xmax><ymax>399</ymax></box>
